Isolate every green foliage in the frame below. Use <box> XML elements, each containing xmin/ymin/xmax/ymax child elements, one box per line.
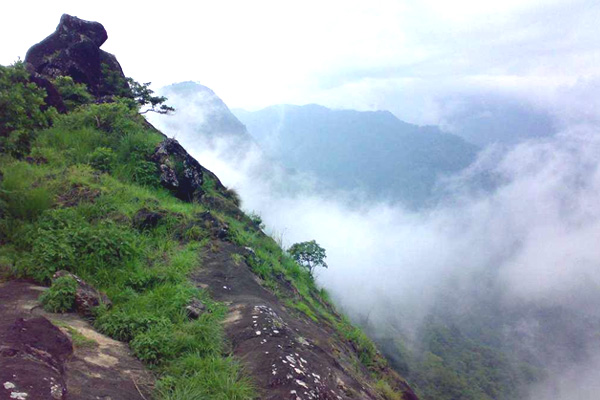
<box><xmin>0</xmin><ymin>61</ymin><xmax>56</xmax><ymax>157</ymax></box>
<box><xmin>0</xmin><ymin>84</ymin><xmax>387</xmax><ymax>400</ymax></box>
<box><xmin>158</xmin><ymin>356</ymin><xmax>255</xmax><ymax>400</ymax></box>
<box><xmin>224</xmin><ymin>187</ymin><xmax>241</xmax><ymax>207</ymax></box>
<box><xmin>53</xmin><ymin>99</ymin><xmax>144</xmax><ymax>136</ymax></box>
<box><xmin>95</xmin><ymin>309</ymin><xmax>171</xmax><ymax>342</ymax></box>
<box><xmin>288</xmin><ymin>240</ymin><xmax>328</xmax><ymax>275</ymax></box>
<box><xmin>21</xmin><ymin>208</ymin><xmax>137</xmax><ymax>281</ymax></box>
<box><xmin>247</xmin><ymin>211</ymin><xmax>265</xmax><ymax>230</ymax></box>
<box><xmin>402</xmin><ymin>320</ymin><xmax>534</xmax><ymax>400</ymax></box>
<box><xmin>88</xmin><ymin>146</ymin><xmax>115</xmax><ymax>172</ymax></box>
<box><xmin>52</xmin><ymin>76</ymin><xmax>93</xmax><ymax>111</ymax></box>
<box><xmin>128</xmin><ymin>78</ymin><xmax>175</xmax><ymax>115</ymax></box>
<box><xmin>100</xmin><ymin>63</ymin><xmax>174</xmax><ymax>114</ymax></box>
<box><xmin>376</xmin><ymin>380</ymin><xmax>405</xmax><ymax>400</ymax></box>
<box><xmin>0</xmin><ymin>161</ymin><xmax>55</xmax><ymax>221</ymax></box>
<box><xmin>337</xmin><ymin>317</ymin><xmax>384</xmax><ymax>370</ymax></box>
<box><xmin>39</xmin><ymin>275</ymin><xmax>77</xmax><ymax>312</ymax></box>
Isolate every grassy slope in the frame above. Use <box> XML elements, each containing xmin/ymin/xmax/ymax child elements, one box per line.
<box><xmin>0</xmin><ymin>75</ymin><xmax>409</xmax><ymax>400</ymax></box>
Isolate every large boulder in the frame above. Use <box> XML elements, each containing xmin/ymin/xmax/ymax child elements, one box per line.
<box><xmin>25</xmin><ymin>14</ymin><xmax>128</xmax><ymax>96</ymax></box>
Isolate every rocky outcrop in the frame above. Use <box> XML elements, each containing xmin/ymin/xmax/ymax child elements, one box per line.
<box><xmin>133</xmin><ymin>207</ymin><xmax>165</xmax><ymax>230</ymax></box>
<box><xmin>53</xmin><ymin>271</ymin><xmax>111</xmax><ymax>317</ymax></box>
<box><xmin>0</xmin><ymin>280</ymin><xmax>153</xmax><ymax>400</ymax></box>
<box><xmin>25</xmin><ymin>14</ymin><xmax>128</xmax><ymax>96</ymax></box>
<box><xmin>151</xmin><ymin>138</ymin><xmax>206</xmax><ymax>202</ymax></box>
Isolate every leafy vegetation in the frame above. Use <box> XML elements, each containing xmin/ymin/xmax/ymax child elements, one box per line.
<box><xmin>288</xmin><ymin>239</ymin><xmax>328</xmax><ymax>276</ymax></box>
<box><xmin>0</xmin><ymin>61</ymin><xmax>56</xmax><ymax>157</ymax></box>
<box><xmin>52</xmin><ymin>75</ymin><xmax>93</xmax><ymax>111</ymax></box>
<box><xmin>0</xmin><ymin>62</ymin><xmax>253</xmax><ymax>399</ymax></box>
<box><xmin>0</xmin><ymin>60</ymin><xmax>407</xmax><ymax>400</ymax></box>
<box><xmin>39</xmin><ymin>275</ymin><xmax>78</xmax><ymax>312</ymax></box>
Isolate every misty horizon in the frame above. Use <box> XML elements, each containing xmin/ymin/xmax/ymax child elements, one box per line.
<box><xmin>3</xmin><ymin>3</ymin><xmax>599</xmax><ymax>399</ymax></box>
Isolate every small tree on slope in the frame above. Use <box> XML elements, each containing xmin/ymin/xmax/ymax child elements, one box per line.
<box><xmin>288</xmin><ymin>240</ymin><xmax>328</xmax><ymax>276</ymax></box>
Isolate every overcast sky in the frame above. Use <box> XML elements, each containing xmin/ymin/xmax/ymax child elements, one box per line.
<box><xmin>2</xmin><ymin>0</ymin><xmax>600</xmax><ymax>125</ymax></box>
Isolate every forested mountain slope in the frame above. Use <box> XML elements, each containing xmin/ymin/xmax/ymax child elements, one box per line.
<box><xmin>233</xmin><ymin>104</ymin><xmax>478</xmax><ymax>207</ymax></box>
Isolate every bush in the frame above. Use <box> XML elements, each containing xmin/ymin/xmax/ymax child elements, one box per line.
<box><xmin>157</xmin><ymin>356</ymin><xmax>255</xmax><ymax>400</ymax></box>
<box><xmin>53</xmin><ymin>100</ymin><xmax>144</xmax><ymax>136</ymax></box>
<box><xmin>23</xmin><ymin>209</ymin><xmax>137</xmax><ymax>281</ymax></box>
<box><xmin>52</xmin><ymin>76</ymin><xmax>93</xmax><ymax>111</ymax></box>
<box><xmin>88</xmin><ymin>146</ymin><xmax>115</xmax><ymax>172</ymax></box>
<box><xmin>131</xmin><ymin>325</ymin><xmax>176</xmax><ymax>364</ymax></box>
<box><xmin>0</xmin><ymin>162</ymin><xmax>54</xmax><ymax>221</ymax></box>
<box><xmin>0</xmin><ymin>61</ymin><xmax>56</xmax><ymax>157</ymax></box>
<box><xmin>95</xmin><ymin>309</ymin><xmax>171</xmax><ymax>342</ymax></box>
<box><xmin>39</xmin><ymin>275</ymin><xmax>77</xmax><ymax>312</ymax></box>
<box><xmin>224</xmin><ymin>187</ymin><xmax>241</xmax><ymax>207</ymax></box>
<box><xmin>247</xmin><ymin>211</ymin><xmax>265</xmax><ymax>230</ymax></box>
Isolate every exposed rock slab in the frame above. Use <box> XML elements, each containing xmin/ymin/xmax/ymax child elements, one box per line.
<box><xmin>0</xmin><ymin>280</ymin><xmax>153</xmax><ymax>400</ymax></box>
<box><xmin>192</xmin><ymin>241</ymin><xmax>418</xmax><ymax>400</ymax></box>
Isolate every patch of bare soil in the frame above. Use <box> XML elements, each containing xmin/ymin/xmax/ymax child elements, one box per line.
<box><xmin>0</xmin><ymin>280</ymin><xmax>153</xmax><ymax>400</ymax></box>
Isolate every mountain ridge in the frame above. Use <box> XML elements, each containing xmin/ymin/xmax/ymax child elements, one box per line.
<box><xmin>0</xmin><ymin>14</ymin><xmax>418</xmax><ymax>400</ymax></box>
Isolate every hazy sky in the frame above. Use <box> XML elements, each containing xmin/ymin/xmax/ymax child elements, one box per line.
<box><xmin>3</xmin><ymin>0</ymin><xmax>600</xmax><ymax>125</ymax></box>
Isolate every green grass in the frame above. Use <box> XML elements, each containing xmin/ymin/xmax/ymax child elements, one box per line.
<box><xmin>0</xmin><ymin>103</ymin><xmax>255</xmax><ymax>399</ymax></box>
<box><xmin>39</xmin><ymin>275</ymin><xmax>77</xmax><ymax>312</ymax></box>
<box><xmin>0</xmin><ymin>92</ymin><xmax>406</xmax><ymax>399</ymax></box>
<box><xmin>53</xmin><ymin>320</ymin><xmax>98</xmax><ymax>348</ymax></box>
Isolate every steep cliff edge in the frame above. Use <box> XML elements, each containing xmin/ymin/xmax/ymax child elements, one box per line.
<box><xmin>0</xmin><ymin>14</ymin><xmax>417</xmax><ymax>400</ymax></box>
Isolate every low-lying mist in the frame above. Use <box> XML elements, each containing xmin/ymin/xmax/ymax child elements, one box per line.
<box><xmin>149</xmin><ymin>91</ymin><xmax>600</xmax><ymax>400</ymax></box>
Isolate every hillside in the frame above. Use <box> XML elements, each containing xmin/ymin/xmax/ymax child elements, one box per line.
<box><xmin>0</xmin><ymin>14</ymin><xmax>417</xmax><ymax>400</ymax></box>
<box><xmin>233</xmin><ymin>104</ymin><xmax>478</xmax><ymax>207</ymax></box>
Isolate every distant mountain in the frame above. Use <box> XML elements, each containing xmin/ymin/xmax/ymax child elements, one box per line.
<box><xmin>154</xmin><ymin>81</ymin><xmax>254</xmax><ymax>147</ymax></box>
<box><xmin>234</xmin><ymin>104</ymin><xmax>479</xmax><ymax>207</ymax></box>
<box><xmin>443</xmin><ymin>96</ymin><xmax>558</xmax><ymax>146</ymax></box>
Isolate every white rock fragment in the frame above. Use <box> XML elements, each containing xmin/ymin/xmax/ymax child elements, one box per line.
<box><xmin>255</xmin><ymin>331</ymin><xmax>262</xmax><ymax>335</ymax></box>
<box><xmin>4</xmin><ymin>382</ymin><xmax>16</xmax><ymax>390</ymax></box>
<box><xmin>296</xmin><ymin>379</ymin><xmax>308</xmax><ymax>389</ymax></box>
<box><xmin>10</xmin><ymin>392</ymin><xmax>28</xmax><ymax>400</ymax></box>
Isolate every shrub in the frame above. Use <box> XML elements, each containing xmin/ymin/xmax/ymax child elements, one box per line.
<box><xmin>95</xmin><ymin>309</ymin><xmax>171</xmax><ymax>342</ymax></box>
<box><xmin>23</xmin><ymin>209</ymin><xmax>137</xmax><ymax>281</ymax></box>
<box><xmin>88</xmin><ymin>146</ymin><xmax>115</xmax><ymax>172</ymax></box>
<box><xmin>0</xmin><ymin>61</ymin><xmax>56</xmax><ymax>157</ymax></box>
<box><xmin>247</xmin><ymin>211</ymin><xmax>265</xmax><ymax>230</ymax></box>
<box><xmin>131</xmin><ymin>325</ymin><xmax>176</xmax><ymax>364</ymax></box>
<box><xmin>158</xmin><ymin>356</ymin><xmax>255</xmax><ymax>400</ymax></box>
<box><xmin>53</xmin><ymin>100</ymin><xmax>144</xmax><ymax>136</ymax></box>
<box><xmin>52</xmin><ymin>76</ymin><xmax>93</xmax><ymax>111</ymax></box>
<box><xmin>0</xmin><ymin>162</ymin><xmax>54</xmax><ymax>221</ymax></box>
<box><xmin>224</xmin><ymin>187</ymin><xmax>241</xmax><ymax>207</ymax></box>
<box><xmin>39</xmin><ymin>275</ymin><xmax>77</xmax><ymax>312</ymax></box>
